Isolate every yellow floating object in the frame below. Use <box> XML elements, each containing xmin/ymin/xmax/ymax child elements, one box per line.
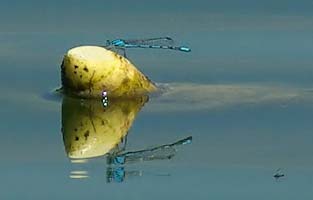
<box><xmin>61</xmin><ymin>46</ymin><xmax>157</xmax><ymax>98</ymax></box>
<box><xmin>61</xmin><ymin>95</ymin><xmax>147</xmax><ymax>159</ymax></box>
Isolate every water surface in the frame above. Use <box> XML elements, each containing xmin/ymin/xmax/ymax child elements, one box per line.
<box><xmin>1</xmin><ymin>0</ymin><xmax>313</xmax><ymax>199</ymax></box>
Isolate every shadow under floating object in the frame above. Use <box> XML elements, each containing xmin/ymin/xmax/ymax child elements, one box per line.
<box><xmin>61</xmin><ymin>95</ymin><xmax>148</xmax><ymax>159</ymax></box>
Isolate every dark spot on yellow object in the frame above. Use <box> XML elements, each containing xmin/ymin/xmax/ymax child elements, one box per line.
<box><xmin>75</xmin><ymin>136</ymin><xmax>79</xmax><ymax>141</ymax></box>
<box><xmin>101</xmin><ymin>75</ymin><xmax>104</xmax><ymax>78</ymax></box>
<box><xmin>122</xmin><ymin>120</ymin><xmax>130</xmax><ymax>130</ymax></box>
<box><xmin>74</xmin><ymin>71</ymin><xmax>77</xmax><ymax>74</ymax></box>
<box><xmin>137</xmin><ymin>80</ymin><xmax>143</xmax><ymax>88</ymax></box>
<box><xmin>74</xmin><ymin>128</ymin><xmax>78</xmax><ymax>132</ymax></box>
<box><xmin>88</xmin><ymin>71</ymin><xmax>95</xmax><ymax>96</ymax></box>
<box><xmin>84</xmin><ymin>131</ymin><xmax>89</xmax><ymax>140</ymax></box>
<box><xmin>76</xmin><ymin>83</ymin><xmax>85</xmax><ymax>91</ymax></box>
<box><xmin>80</xmin><ymin>75</ymin><xmax>83</xmax><ymax>78</ymax></box>
<box><xmin>74</xmin><ymin>65</ymin><xmax>79</xmax><ymax>69</ymax></box>
<box><xmin>121</xmin><ymin>106</ymin><xmax>130</xmax><ymax>115</ymax></box>
<box><xmin>83</xmin><ymin>66</ymin><xmax>89</xmax><ymax>72</ymax></box>
<box><xmin>122</xmin><ymin>77</ymin><xmax>129</xmax><ymax>85</ymax></box>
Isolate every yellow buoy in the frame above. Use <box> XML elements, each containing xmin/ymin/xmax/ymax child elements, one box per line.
<box><xmin>61</xmin><ymin>46</ymin><xmax>157</xmax><ymax>98</ymax></box>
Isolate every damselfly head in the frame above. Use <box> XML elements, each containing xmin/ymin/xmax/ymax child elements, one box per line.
<box><xmin>111</xmin><ymin>39</ymin><xmax>125</xmax><ymax>47</ymax></box>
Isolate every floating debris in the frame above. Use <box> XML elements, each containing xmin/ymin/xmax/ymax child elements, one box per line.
<box><xmin>273</xmin><ymin>168</ymin><xmax>285</xmax><ymax>181</ymax></box>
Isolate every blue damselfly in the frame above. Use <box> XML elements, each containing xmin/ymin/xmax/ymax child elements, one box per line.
<box><xmin>105</xmin><ymin>37</ymin><xmax>191</xmax><ymax>57</ymax></box>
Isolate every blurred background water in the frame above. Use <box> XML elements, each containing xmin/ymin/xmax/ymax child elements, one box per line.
<box><xmin>1</xmin><ymin>0</ymin><xmax>313</xmax><ymax>199</ymax></box>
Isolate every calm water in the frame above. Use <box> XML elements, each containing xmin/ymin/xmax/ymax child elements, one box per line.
<box><xmin>1</xmin><ymin>0</ymin><xmax>313</xmax><ymax>199</ymax></box>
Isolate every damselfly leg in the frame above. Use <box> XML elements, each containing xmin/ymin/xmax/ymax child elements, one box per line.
<box><xmin>105</xmin><ymin>45</ymin><xmax>127</xmax><ymax>57</ymax></box>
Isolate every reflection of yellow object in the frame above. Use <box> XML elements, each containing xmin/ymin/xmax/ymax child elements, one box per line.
<box><xmin>61</xmin><ymin>46</ymin><xmax>157</xmax><ymax>98</ymax></box>
<box><xmin>62</xmin><ymin>96</ymin><xmax>147</xmax><ymax>159</ymax></box>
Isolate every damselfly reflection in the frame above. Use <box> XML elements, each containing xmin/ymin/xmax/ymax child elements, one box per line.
<box><xmin>106</xmin><ymin>136</ymin><xmax>192</xmax><ymax>183</ymax></box>
<box><xmin>107</xmin><ymin>136</ymin><xmax>192</xmax><ymax>165</ymax></box>
<box><xmin>106</xmin><ymin>167</ymin><xmax>141</xmax><ymax>183</ymax></box>
<box><xmin>106</xmin><ymin>166</ymin><xmax>171</xmax><ymax>183</ymax></box>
